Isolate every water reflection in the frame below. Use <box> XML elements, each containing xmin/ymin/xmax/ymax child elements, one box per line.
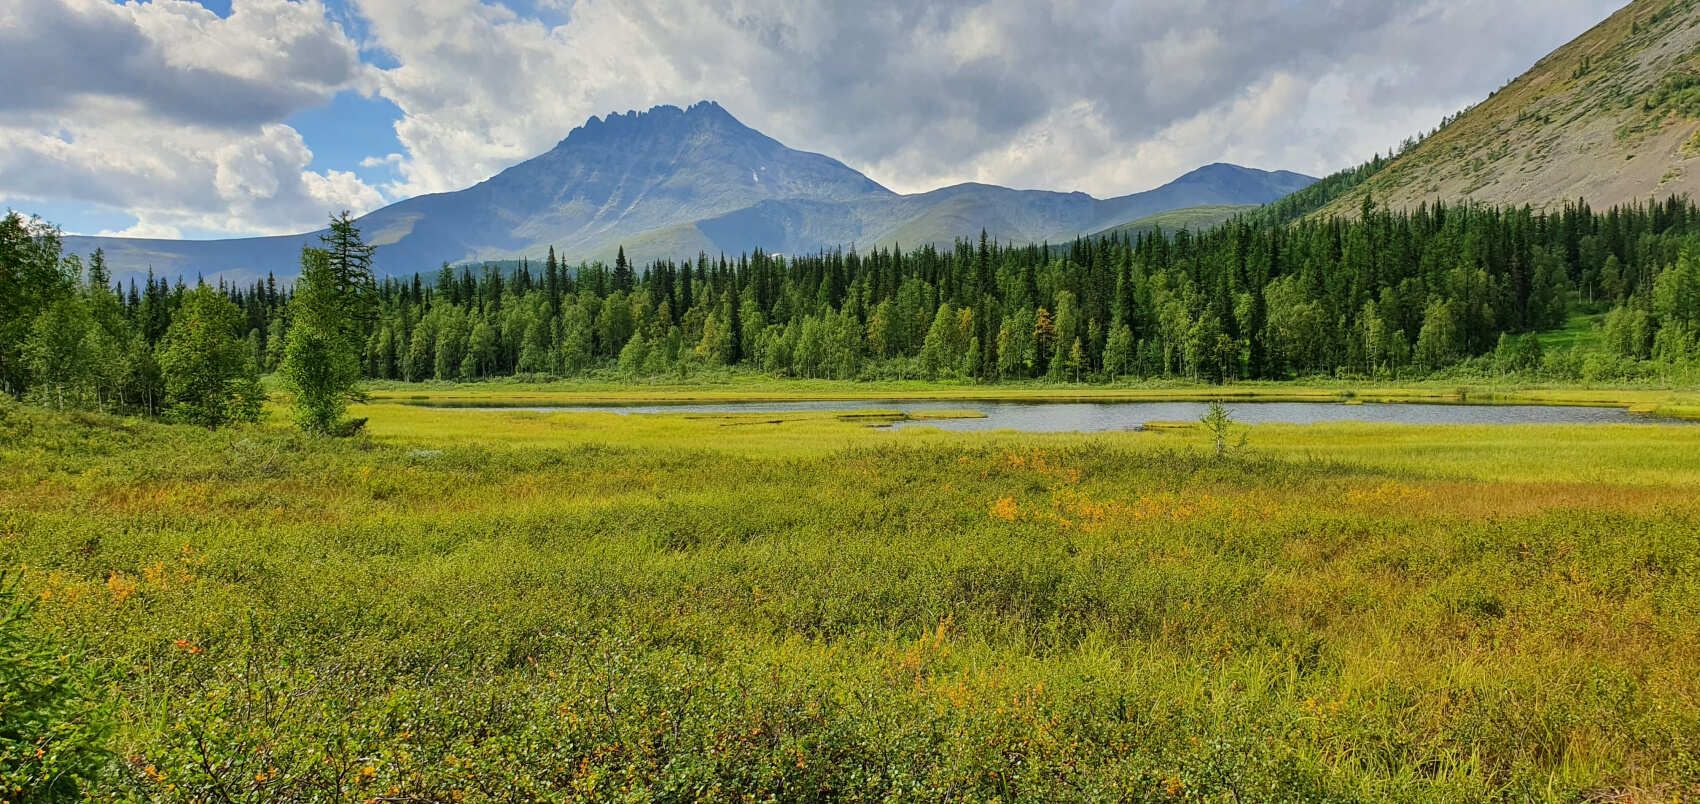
<box><xmin>416</xmin><ymin>399</ymin><xmax>1675</xmax><ymax>431</ymax></box>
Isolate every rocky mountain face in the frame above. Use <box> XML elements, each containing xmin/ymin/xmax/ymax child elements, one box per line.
<box><xmin>1325</xmin><ymin>0</ymin><xmax>1700</xmax><ymax>215</ymax></box>
<box><xmin>66</xmin><ymin>101</ymin><xmax>1315</xmax><ymax>281</ymax></box>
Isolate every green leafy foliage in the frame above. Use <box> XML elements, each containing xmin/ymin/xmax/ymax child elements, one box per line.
<box><xmin>1646</xmin><ymin>72</ymin><xmax>1700</xmax><ymax>117</ymax></box>
<box><xmin>0</xmin><ymin>213</ymin><xmax>74</xmax><ymax>399</ymax></box>
<box><xmin>156</xmin><ymin>287</ymin><xmax>262</xmax><ymax>428</ymax></box>
<box><xmin>280</xmin><ymin>247</ymin><xmax>364</xmax><ymax>434</ymax></box>
<box><xmin>334</xmin><ymin>196</ymin><xmax>1700</xmax><ymax>386</ymax></box>
<box><xmin>0</xmin><ymin>573</ymin><xmax>110</xmax><ymax>801</ymax></box>
<box><xmin>11</xmin><ymin>194</ymin><xmax>1700</xmax><ymax>409</ymax></box>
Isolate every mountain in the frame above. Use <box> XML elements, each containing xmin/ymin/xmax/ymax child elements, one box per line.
<box><xmin>1087</xmin><ymin>204</ymin><xmax>1258</xmax><ymax>240</ymax></box>
<box><xmin>1324</xmin><ymin>0</ymin><xmax>1700</xmax><ymax>215</ymax></box>
<box><xmin>642</xmin><ymin>162</ymin><xmax>1311</xmax><ymax>260</ymax></box>
<box><xmin>63</xmin><ymin>101</ymin><xmax>1315</xmax><ymax>281</ymax></box>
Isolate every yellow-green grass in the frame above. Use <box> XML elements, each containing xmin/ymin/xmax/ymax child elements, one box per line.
<box><xmin>1533</xmin><ymin>312</ymin><xmax>1606</xmax><ymax>352</ymax></box>
<box><xmin>4</xmin><ymin>394</ymin><xmax>1699</xmax><ymax>800</ymax></box>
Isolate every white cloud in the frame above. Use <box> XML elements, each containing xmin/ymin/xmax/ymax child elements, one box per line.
<box><xmin>0</xmin><ymin>0</ymin><xmax>383</xmax><ymax>236</ymax></box>
<box><xmin>97</xmin><ymin>219</ymin><xmax>185</xmax><ymax>239</ymax></box>
<box><xmin>2</xmin><ymin>0</ymin><xmax>369</xmax><ymax>126</ymax></box>
<box><xmin>360</xmin><ymin>153</ymin><xmax>405</xmax><ymax>168</ymax></box>
<box><xmin>354</xmin><ymin>0</ymin><xmax>647</xmax><ymax>196</ymax></box>
<box><xmin>304</xmin><ymin>168</ymin><xmax>387</xmax><ymax>215</ymax></box>
<box><xmin>353</xmin><ymin>0</ymin><xmax>1625</xmax><ymax>201</ymax></box>
<box><xmin>0</xmin><ymin>113</ymin><xmax>387</xmax><ymax>237</ymax></box>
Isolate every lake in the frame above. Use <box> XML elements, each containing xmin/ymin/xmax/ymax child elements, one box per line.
<box><xmin>412</xmin><ymin>399</ymin><xmax>1678</xmax><ymax>432</ymax></box>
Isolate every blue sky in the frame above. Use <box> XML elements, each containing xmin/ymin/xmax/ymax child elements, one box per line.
<box><xmin>286</xmin><ymin>0</ymin><xmax>406</xmax><ymax>185</ymax></box>
<box><xmin>1</xmin><ymin>0</ymin><xmax>1626</xmax><ymax>240</ymax></box>
<box><xmin>286</xmin><ymin>82</ymin><xmax>402</xmax><ymax>177</ymax></box>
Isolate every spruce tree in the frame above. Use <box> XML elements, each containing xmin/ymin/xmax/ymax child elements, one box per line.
<box><xmin>321</xmin><ymin>211</ymin><xmax>378</xmax><ymax>339</ymax></box>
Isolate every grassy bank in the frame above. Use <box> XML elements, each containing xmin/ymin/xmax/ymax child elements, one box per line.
<box><xmin>4</xmin><ymin>395</ymin><xmax>1700</xmax><ymax>800</ymax></box>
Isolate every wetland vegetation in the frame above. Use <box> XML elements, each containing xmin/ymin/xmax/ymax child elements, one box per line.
<box><xmin>5</xmin><ymin>384</ymin><xmax>1700</xmax><ymax>800</ymax></box>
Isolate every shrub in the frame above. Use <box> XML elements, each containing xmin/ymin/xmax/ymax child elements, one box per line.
<box><xmin>0</xmin><ymin>573</ymin><xmax>110</xmax><ymax>800</ymax></box>
<box><xmin>156</xmin><ymin>287</ymin><xmax>263</xmax><ymax>428</ymax></box>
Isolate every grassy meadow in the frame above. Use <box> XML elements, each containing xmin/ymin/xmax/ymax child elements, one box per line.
<box><xmin>4</xmin><ymin>383</ymin><xmax>1700</xmax><ymax>801</ymax></box>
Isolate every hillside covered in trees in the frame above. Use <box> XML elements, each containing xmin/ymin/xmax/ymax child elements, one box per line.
<box><xmin>8</xmin><ymin>192</ymin><xmax>1700</xmax><ymax>418</ymax></box>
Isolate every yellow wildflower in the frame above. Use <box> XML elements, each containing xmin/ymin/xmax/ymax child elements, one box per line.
<box><xmin>106</xmin><ymin>572</ymin><xmax>137</xmax><ymax>603</ymax></box>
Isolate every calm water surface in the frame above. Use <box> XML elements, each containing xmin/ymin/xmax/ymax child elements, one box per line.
<box><xmin>419</xmin><ymin>399</ymin><xmax>1675</xmax><ymax>432</ymax></box>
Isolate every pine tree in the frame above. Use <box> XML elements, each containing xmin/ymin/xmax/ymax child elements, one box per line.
<box><xmin>1033</xmin><ymin>307</ymin><xmax>1056</xmax><ymax>375</ymax></box>
<box><xmin>613</xmin><ymin>246</ymin><xmax>635</xmax><ymax>293</ymax></box>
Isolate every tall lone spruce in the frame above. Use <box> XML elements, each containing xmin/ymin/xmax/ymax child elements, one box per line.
<box><xmin>321</xmin><ymin>211</ymin><xmax>378</xmax><ymax>342</ymax></box>
<box><xmin>282</xmin><ymin>214</ymin><xmax>372</xmax><ymax>435</ymax></box>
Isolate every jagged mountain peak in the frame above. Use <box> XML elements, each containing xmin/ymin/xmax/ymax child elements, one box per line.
<box><xmin>489</xmin><ymin>99</ymin><xmax>889</xmax><ymax>205</ymax></box>
<box><xmin>60</xmin><ymin>102</ymin><xmax>1316</xmax><ymax>281</ymax></box>
<box><xmin>557</xmin><ymin>100</ymin><xmax>749</xmax><ymax>147</ymax></box>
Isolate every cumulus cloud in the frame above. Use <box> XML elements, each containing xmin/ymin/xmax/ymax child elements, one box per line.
<box><xmin>96</xmin><ymin>219</ymin><xmax>185</xmax><ymax>239</ymax></box>
<box><xmin>0</xmin><ymin>114</ymin><xmax>386</xmax><ymax>236</ymax></box>
<box><xmin>0</xmin><ymin>0</ymin><xmax>367</xmax><ymax>127</ymax></box>
<box><xmin>360</xmin><ymin>153</ymin><xmax>405</xmax><ymax>169</ymax></box>
<box><xmin>354</xmin><ymin>0</ymin><xmax>1625</xmax><ymax>200</ymax></box>
<box><xmin>0</xmin><ymin>0</ymin><xmax>383</xmax><ymax>236</ymax></box>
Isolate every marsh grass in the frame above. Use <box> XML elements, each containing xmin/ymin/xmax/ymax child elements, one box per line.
<box><xmin>3</xmin><ymin>392</ymin><xmax>1699</xmax><ymax>800</ymax></box>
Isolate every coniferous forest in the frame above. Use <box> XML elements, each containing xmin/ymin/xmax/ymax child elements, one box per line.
<box><xmin>7</xmin><ymin>195</ymin><xmax>1700</xmax><ymax>423</ymax></box>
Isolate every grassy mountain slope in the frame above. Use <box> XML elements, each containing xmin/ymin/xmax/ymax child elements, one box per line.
<box><xmin>1088</xmin><ymin>205</ymin><xmax>1257</xmax><ymax>239</ymax></box>
<box><xmin>1326</xmin><ymin>0</ymin><xmax>1700</xmax><ymax>214</ymax></box>
<box><xmin>851</xmin><ymin>165</ymin><xmax>1311</xmax><ymax>254</ymax></box>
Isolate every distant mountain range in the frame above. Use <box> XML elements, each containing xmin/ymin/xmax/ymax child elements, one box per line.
<box><xmin>1325</xmin><ymin>0</ymin><xmax>1700</xmax><ymax>215</ymax></box>
<box><xmin>64</xmin><ymin>101</ymin><xmax>1315</xmax><ymax>281</ymax></box>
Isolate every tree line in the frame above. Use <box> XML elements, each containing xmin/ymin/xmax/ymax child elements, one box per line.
<box><xmin>326</xmin><ymin>196</ymin><xmax>1700</xmax><ymax>384</ymax></box>
<box><xmin>5</xmin><ymin>195</ymin><xmax>1700</xmax><ymax>430</ymax></box>
<box><xmin>1</xmin><ymin>212</ymin><xmax>368</xmax><ymax>432</ymax></box>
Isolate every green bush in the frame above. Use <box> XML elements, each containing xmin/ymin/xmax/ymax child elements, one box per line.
<box><xmin>0</xmin><ymin>573</ymin><xmax>110</xmax><ymax>801</ymax></box>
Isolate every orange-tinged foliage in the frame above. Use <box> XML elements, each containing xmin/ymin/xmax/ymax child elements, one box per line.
<box><xmin>5</xmin><ymin>390</ymin><xmax>1700</xmax><ymax>800</ymax></box>
<box><xmin>104</xmin><ymin>572</ymin><xmax>136</xmax><ymax>604</ymax></box>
